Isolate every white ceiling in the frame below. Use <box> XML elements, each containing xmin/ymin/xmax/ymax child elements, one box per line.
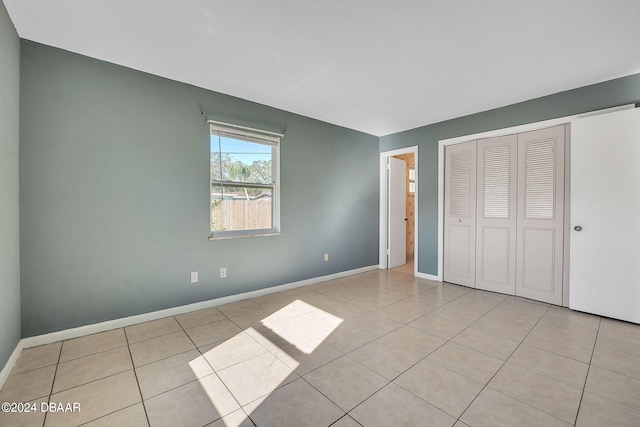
<box><xmin>5</xmin><ymin>0</ymin><xmax>640</xmax><ymax>136</ymax></box>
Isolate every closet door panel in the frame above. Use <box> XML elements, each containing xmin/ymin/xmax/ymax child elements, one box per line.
<box><xmin>476</xmin><ymin>135</ymin><xmax>517</xmax><ymax>295</ymax></box>
<box><xmin>516</xmin><ymin>125</ymin><xmax>565</xmax><ymax>305</ymax></box>
<box><xmin>444</xmin><ymin>141</ymin><xmax>476</xmax><ymax>287</ymax></box>
<box><xmin>521</xmin><ymin>228</ymin><xmax>556</xmax><ymax>292</ymax></box>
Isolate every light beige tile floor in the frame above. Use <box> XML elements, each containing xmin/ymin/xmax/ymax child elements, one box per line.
<box><xmin>2</xmin><ymin>268</ymin><xmax>640</xmax><ymax>426</ymax></box>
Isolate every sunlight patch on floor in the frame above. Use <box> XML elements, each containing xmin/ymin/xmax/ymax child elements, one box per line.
<box><xmin>261</xmin><ymin>300</ymin><xmax>344</xmax><ymax>354</ymax></box>
<box><xmin>190</xmin><ymin>299</ymin><xmax>342</xmax><ymax>425</ymax></box>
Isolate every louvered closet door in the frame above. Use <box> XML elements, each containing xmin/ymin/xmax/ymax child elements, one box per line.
<box><xmin>476</xmin><ymin>135</ymin><xmax>517</xmax><ymax>295</ymax></box>
<box><xmin>515</xmin><ymin>125</ymin><xmax>565</xmax><ymax>305</ymax></box>
<box><xmin>444</xmin><ymin>141</ymin><xmax>477</xmax><ymax>287</ymax></box>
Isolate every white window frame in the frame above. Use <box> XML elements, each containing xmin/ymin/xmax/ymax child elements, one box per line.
<box><xmin>208</xmin><ymin>120</ymin><xmax>281</xmax><ymax>239</ymax></box>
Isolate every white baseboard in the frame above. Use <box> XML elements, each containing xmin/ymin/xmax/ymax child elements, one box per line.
<box><xmin>416</xmin><ymin>272</ymin><xmax>440</xmax><ymax>281</ymax></box>
<box><xmin>0</xmin><ymin>340</ymin><xmax>25</xmax><ymax>392</ymax></box>
<box><xmin>0</xmin><ymin>264</ymin><xmax>377</xmax><ymax>390</ymax></box>
<box><xmin>378</xmin><ymin>264</ymin><xmax>441</xmax><ymax>283</ymax></box>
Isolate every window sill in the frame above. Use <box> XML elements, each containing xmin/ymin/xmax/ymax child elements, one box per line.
<box><xmin>209</xmin><ymin>229</ymin><xmax>281</xmax><ymax>240</ymax></box>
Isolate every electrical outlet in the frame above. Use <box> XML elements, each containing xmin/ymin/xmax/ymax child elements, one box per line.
<box><xmin>324</xmin><ymin>253</ymin><xmax>329</xmax><ymax>262</ymax></box>
<box><xmin>220</xmin><ymin>267</ymin><xmax>227</xmax><ymax>279</ymax></box>
<box><xmin>190</xmin><ymin>271</ymin><xmax>198</xmax><ymax>284</ymax></box>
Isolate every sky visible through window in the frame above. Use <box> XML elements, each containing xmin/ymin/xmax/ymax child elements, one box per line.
<box><xmin>210</xmin><ymin>135</ymin><xmax>271</xmax><ymax>164</ymax></box>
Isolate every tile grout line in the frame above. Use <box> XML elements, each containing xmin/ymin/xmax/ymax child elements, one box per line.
<box><xmin>75</xmin><ymin>403</ymin><xmax>142</xmax><ymax>427</ymax></box>
<box><xmin>131</xmin><ymin>347</ymin><xmax>195</xmax><ymax>370</ymax></box>
<box><xmin>297</xmin><ymin>365</ymin><xmax>368</xmax><ymax>423</ymax></box>
<box><xmin>299</xmin><ymin>281</ymin><xmax>476</xmax><ymax>424</ymax></box>
<box><xmin>328</xmin><ymin>413</ymin><xmax>364</xmax><ymax>427</ymax></box>
<box><xmin>268</xmin><ymin>278</ymin><xmax>459</xmax><ymax>423</ymax></box>
<box><xmin>32</xmin><ymin>347</ymin><xmax>138</xmax><ymax>395</ymax></box>
<box><xmin>382</xmin><ymin>292</ymin><xmax>518</xmax><ymax>421</ymax></box>
<box><xmin>8</xmin><ymin>271</ymin><xmax>633</xmax><ymax>427</ymax></box>
<box><xmin>52</xmin><ymin>343</ymin><xmax>129</xmax><ymax>366</ymax></box>
<box><xmin>338</xmin><ymin>284</ymin><xmax>503</xmax><ymax>421</ymax></box>
<box><xmin>124</xmin><ymin>326</ymin><xmax>152</xmax><ymax>427</ymax></box>
<box><xmin>129</xmin><ymin>314</ymin><xmax>244</xmax><ymax>370</ymax></box>
<box><xmin>42</xmin><ymin>339</ymin><xmax>144</xmax><ymax>425</ymax></box>
<box><xmin>36</xmin><ymin>329</ymin><xmax>153</xmax><ymax>425</ymax></box>
<box><xmin>365</xmin><ymin>342</ymin><xmax>454</xmax><ymax>419</ymax></box>
<box><xmin>456</xmin><ymin>302</ymin><xmax>598</xmax><ymax>425</ymax></box>
<box><xmin>223</xmin><ymin>303</ymin><xmax>351</xmax><ymax>425</ymax></box>
<box><xmin>126</xmin><ymin>309</ymin><xmax>231</xmax><ymax>347</ymax></box>
<box><xmin>341</xmin><ymin>283</ymin><xmax>473</xmax><ymax>357</ymax></box>
<box><xmin>453</xmin><ymin>301</ymin><xmax>554</xmax><ymax>424</ymax></box>
<box><xmin>46</xmin><ymin>368</ymin><xmax>136</xmax><ymax>396</ymax></box>
<box><xmin>573</xmin><ymin>316</ymin><xmax>601</xmax><ymax>426</ymax></box>
<box><xmin>135</xmin><ymin>291</ymin><xmax>630</xmax><ymax>426</ymax></box>
<box><xmin>434</xmin><ymin>294</ymin><xmax>540</xmax><ymax>362</ymax></box>
<box><xmin>41</xmin><ymin>340</ymin><xmax>64</xmax><ymax>427</ymax></box>
<box><xmin>177</xmin><ymin>314</ymin><xmax>256</xmax><ymax>426</ymax></box>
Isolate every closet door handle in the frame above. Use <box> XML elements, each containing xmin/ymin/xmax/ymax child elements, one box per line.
<box><xmin>574</xmin><ymin>225</ymin><xmax>582</xmax><ymax>231</ymax></box>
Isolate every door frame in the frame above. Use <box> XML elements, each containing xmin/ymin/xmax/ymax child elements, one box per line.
<box><xmin>379</xmin><ymin>146</ymin><xmax>418</xmax><ymax>275</ymax></box>
<box><xmin>437</xmin><ymin>104</ymin><xmax>633</xmax><ymax>305</ymax></box>
<box><xmin>388</xmin><ymin>156</ymin><xmax>408</xmax><ymax>268</ymax></box>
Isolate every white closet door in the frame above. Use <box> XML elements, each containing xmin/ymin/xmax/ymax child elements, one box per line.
<box><xmin>444</xmin><ymin>141</ymin><xmax>477</xmax><ymax>287</ymax></box>
<box><xmin>476</xmin><ymin>134</ymin><xmax>517</xmax><ymax>295</ymax></box>
<box><xmin>569</xmin><ymin>108</ymin><xmax>640</xmax><ymax>323</ymax></box>
<box><xmin>388</xmin><ymin>157</ymin><xmax>407</xmax><ymax>268</ymax></box>
<box><xmin>516</xmin><ymin>125</ymin><xmax>565</xmax><ymax>305</ymax></box>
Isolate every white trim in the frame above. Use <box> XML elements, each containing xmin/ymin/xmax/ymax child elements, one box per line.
<box><xmin>563</xmin><ymin>125</ymin><xmax>572</xmax><ymax>308</ymax></box>
<box><xmin>436</xmin><ymin>104</ymin><xmax>635</xmax><ymax>281</ymax></box>
<box><xmin>416</xmin><ymin>272</ymin><xmax>439</xmax><ymax>281</ymax></box>
<box><xmin>379</xmin><ymin>157</ymin><xmax>388</xmax><ymax>269</ymax></box>
<box><xmin>0</xmin><ymin>340</ymin><xmax>25</xmax><ymax>392</ymax></box>
<box><xmin>437</xmin><ymin>143</ymin><xmax>445</xmax><ymax>281</ymax></box>
<box><xmin>379</xmin><ymin>146</ymin><xmax>419</xmax><ymax>276</ymax></box>
<box><xmin>208</xmin><ymin>120</ymin><xmax>284</xmax><ymax>142</ymax></box>
<box><xmin>438</xmin><ymin>104</ymin><xmax>634</xmax><ymax>147</ymax></box>
<box><xmin>210</xmin><ymin>122</ymin><xmax>281</xmax><ymax>239</ymax></box>
<box><xmin>209</xmin><ymin>230</ymin><xmax>280</xmax><ymax>240</ymax></box>
<box><xmin>2</xmin><ymin>264</ymin><xmax>376</xmax><ymax>367</ymax></box>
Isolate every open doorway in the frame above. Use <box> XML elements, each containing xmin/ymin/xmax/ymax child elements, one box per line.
<box><xmin>392</xmin><ymin>152</ymin><xmax>415</xmax><ymax>274</ymax></box>
<box><xmin>379</xmin><ymin>146</ymin><xmax>418</xmax><ymax>276</ymax></box>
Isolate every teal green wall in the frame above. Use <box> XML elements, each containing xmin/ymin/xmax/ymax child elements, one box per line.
<box><xmin>381</xmin><ymin>73</ymin><xmax>640</xmax><ymax>276</ymax></box>
<box><xmin>12</xmin><ymin>30</ymin><xmax>640</xmax><ymax>342</ymax></box>
<box><xmin>0</xmin><ymin>2</ymin><xmax>21</xmax><ymax>368</ymax></box>
<box><xmin>19</xmin><ymin>41</ymin><xmax>379</xmax><ymax>337</ymax></box>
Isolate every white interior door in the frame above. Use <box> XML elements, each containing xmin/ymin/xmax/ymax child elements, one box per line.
<box><xmin>515</xmin><ymin>125</ymin><xmax>565</xmax><ymax>305</ymax></box>
<box><xmin>476</xmin><ymin>134</ymin><xmax>517</xmax><ymax>294</ymax></box>
<box><xmin>388</xmin><ymin>157</ymin><xmax>407</xmax><ymax>268</ymax></box>
<box><xmin>444</xmin><ymin>141</ymin><xmax>477</xmax><ymax>286</ymax></box>
<box><xmin>569</xmin><ymin>108</ymin><xmax>640</xmax><ymax>323</ymax></box>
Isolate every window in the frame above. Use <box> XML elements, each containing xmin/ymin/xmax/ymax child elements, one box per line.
<box><xmin>209</xmin><ymin>121</ymin><xmax>281</xmax><ymax>239</ymax></box>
